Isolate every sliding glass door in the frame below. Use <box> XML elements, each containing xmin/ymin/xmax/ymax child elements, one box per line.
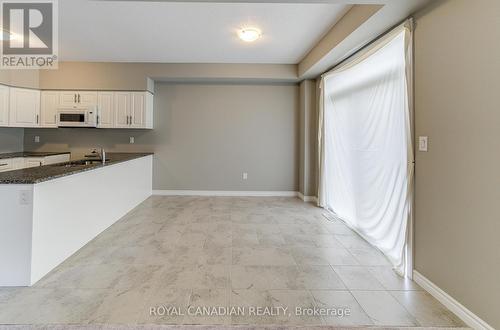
<box><xmin>318</xmin><ymin>24</ymin><xmax>414</xmax><ymax>275</ymax></box>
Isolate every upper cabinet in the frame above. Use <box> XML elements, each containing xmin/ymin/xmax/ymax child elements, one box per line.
<box><xmin>59</xmin><ymin>91</ymin><xmax>98</xmax><ymax>108</ymax></box>
<box><xmin>9</xmin><ymin>88</ymin><xmax>41</xmax><ymax>128</ymax></box>
<box><xmin>0</xmin><ymin>85</ymin><xmax>9</xmax><ymax>127</ymax></box>
<box><xmin>40</xmin><ymin>91</ymin><xmax>59</xmax><ymax>128</ymax></box>
<box><xmin>2</xmin><ymin>85</ymin><xmax>153</xmax><ymax>129</ymax></box>
<box><xmin>97</xmin><ymin>92</ymin><xmax>114</xmax><ymax>128</ymax></box>
<box><xmin>114</xmin><ymin>91</ymin><xmax>154</xmax><ymax>129</ymax></box>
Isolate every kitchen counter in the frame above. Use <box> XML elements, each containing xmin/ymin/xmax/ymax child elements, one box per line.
<box><xmin>0</xmin><ymin>153</ymin><xmax>153</xmax><ymax>286</ymax></box>
<box><xmin>0</xmin><ymin>151</ymin><xmax>71</xmax><ymax>160</ymax></box>
<box><xmin>0</xmin><ymin>152</ymin><xmax>153</xmax><ymax>184</ymax></box>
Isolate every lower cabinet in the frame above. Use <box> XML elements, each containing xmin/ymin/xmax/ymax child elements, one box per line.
<box><xmin>0</xmin><ymin>159</ymin><xmax>13</xmax><ymax>172</ymax></box>
<box><xmin>0</xmin><ymin>154</ymin><xmax>70</xmax><ymax>173</ymax></box>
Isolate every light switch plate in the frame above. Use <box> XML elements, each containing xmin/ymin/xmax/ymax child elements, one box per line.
<box><xmin>34</xmin><ymin>136</ymin><xmax>40</xmax><ymax>143</ymax></box>
<box><xmin>419</xmin><ymin>136</ymin><xmax>428</xmax><ymax>152</ymax></box>
<box><xmin>129</xmin><ymin>137</ymin><xmax>135</xmax><ymax>144</ymax></box>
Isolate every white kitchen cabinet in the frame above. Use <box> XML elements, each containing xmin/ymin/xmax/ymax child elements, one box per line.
<box><xmin>114</xmin><ymin>91</ymin><xmax>153</xmax><ymax>129</ymax></box>
<box><xmin>9</xmin><ymin>88</ymin><xmax>41</xmax><ymax>128</ymax></box>
<box><xmin>114</xmin><ymin>92</ymin><xmax>131</xmax><ymax>128</ymax></box>
<box><xmin>130</xmin><ymin>92</ymin><xmax>146</xmax><ymax>128</ymax></box>
<box><xmin>0</xmin><ymin>158</ymin><xmax>13</xmax><ymax>172</ymax></box>
<box><xmin>0</xmin><ymin>154</ymin><xmax>70</xmax><ymax>173</ymax></box>
<box><xmin>43</xmin><ymin>154</ymin><xmax>70</xmax><ymax>165</ymax></box>
<box><xmin>0</xmin><ymin>85</ymin><xmax>9</xmax><ymax>127</ymax></box>
<box><xmin>59</xmin><ymin>91</ymin><xmax>97</xmax><ymax>108</ymax></box>
<box><xmin>78</xmin><ymin>92</ymin><xmax>98</xmax><ymax>107</ymax></box>
<box><xmin>24</xmin><ymin>158</ymin><xmax>44</xmax><ymax>168</ymax></box>
<box><xmin>40</xmin><ymin>91</ymin><xmax>59</xmax><ymax>128</ymax></box>
<box><xmin>12</xmin><ymin>158</ymin><xmax>24</xmax><ymax>170</ymax></box>
<box><xmin>97</xmin><ymin>92</ymin><xmax>114</xmax><ymax>128</ymax></box>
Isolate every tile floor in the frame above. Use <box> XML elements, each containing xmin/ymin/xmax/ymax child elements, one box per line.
<box><xmin>0</xmin><ymin>196</ymin><xmax>466</xmax><ymax>327</ymax></box>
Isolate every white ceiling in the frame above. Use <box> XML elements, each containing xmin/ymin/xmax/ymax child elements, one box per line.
<box><xmin>58</xmin><ymin>1</ymin><xmax>351</xmax><ymax>63</ymax></box>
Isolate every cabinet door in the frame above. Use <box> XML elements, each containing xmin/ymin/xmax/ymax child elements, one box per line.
<box><xmin>97</xmin><ymin>92</ymin><xmax>114</xmax><ymax>128</ymax></box>
<box><xmin>24</xmin><ymin>158</ymin><xmax>43</xmax><ymax>168</ymax></box>
<box><xmin>77</xmin><ymin>92</ymin><xmax>98</xmax><ymax>107</ymax></box>
<box><xmin>130</xmin><ymin>92</ymin><xmax>146</xmax><ymax>128</ymax></box>
<box><xmin>59</xmin><ymin>91</ymin><xmax>78</xmax><ymax>107</ymax></box>
<box><xmin>0</xmin><ymin>158</ymin><xmax>13</xmax><ymax>172</ymax></box>
<box><xmin>43</xmin><ymin>154</ymin><xmax>70</xmax><ymax>165</ymax></box>
<box><xmin>114</xmin><ymin>92</ymin><xmax>131</xmax><ymax>128</ymax></box>
<box><xmin>0</xmin><ymin>85</ymin><xmax>9</xmax><ymax>127</ymax></box>
<box><xmin>9</xmin><ymin>88</ymin><xmax>41</xmax><ymax>127</ymax></box>
<box><xmin>41</xmin><ymin>91</ymin><xmax>59</xmax><ymax>127</ymax></box>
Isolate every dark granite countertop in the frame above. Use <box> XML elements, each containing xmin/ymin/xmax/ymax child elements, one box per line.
<box><xmin>0</xmin><ymin>151</ymin><xmax>71</xmax><ymax>160</ymax></box>
<box><xmin>0</xmin><ymin>152</ymin><xmax>153</xmax><ymax>184</ymax></box>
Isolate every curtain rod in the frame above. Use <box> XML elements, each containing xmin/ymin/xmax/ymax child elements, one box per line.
<box><xmin>323</xmin><ymin>16</ymin><xmax>414</xmax><ymax>75</ymax></box>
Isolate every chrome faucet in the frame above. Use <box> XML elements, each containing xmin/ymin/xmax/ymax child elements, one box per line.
<box><xmin>85</xmin><ymin>148</ymin><xmax>106</xmax><ymax>164</ymax></box>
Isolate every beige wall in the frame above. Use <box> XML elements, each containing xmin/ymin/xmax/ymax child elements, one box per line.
<box><xmin>414</xmin><ymin>0</ymin><xmax>500</xmax><ymax>328</ymax></box>
<box><xmin>298</xmin><ymin>80</ymin><xmax>317</xmax><ymax>197</ymax></box>
<box><xmin>0</xmin><ymin>69</ymin><xmax>39</xmax><ymax>89</ymax></box>
<box><xmin>39</xmin><ymin>62</ymin><xmax>299</xmax><ymax>91</ymax></box>
<box><xmin>25</xmin><ymin>82</ymin><xmax>299</xmax><ymax>191</ymax></box>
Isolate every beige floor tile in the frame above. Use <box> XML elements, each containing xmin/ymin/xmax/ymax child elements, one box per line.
<box><xmin>368</xmin><ymin>266</ymin><xmax>422</xmax><ymax>291</ymax></box>
<box><xmin>391</xmin><ymin>290</ymin><xmax>465</xmax><ymax>327</ymax></box>
<box><xmin>184</xmin><ymin>288</ymin><xmax>231</xmax><ymax>325</ymax></box>
<box><xmin>310</xmin><ymin>290</ymin><xmax>373</xmax><ymax>326</ymax></box>
<box><xmin>295</xmin><ymin>265</ymin><xmax>346</xmax><ymax>290</ymax></box>
<box><xmin>0</xmin><ymin>196</ymin><xmax>463</xmax><ymax>328</ymax></box>
<box><xmin>143</xmin><ymin>287</ymin><xmax>192</xmax><ymax>325</ymax></box>
<box><xmin>88</xmin><ymin>287</ymin><xmax>152</xmax><ymax>324</ymax></box>
<box><xmin>157</xmin><ymin>264</ymin><xmax>230</xmax><ymax>289</ymax></box>
<box><xmin>332</xmin><ymin>266</ymin><xmax>384</xmax><ymax>290</ymax></box>
<box><xmin>349</xmin><ymin>248</ymin><xmax>392</xmax><ymax>266</ymax></box>
<box><xmin>351</xmin><ymin>290</ymin><xmax>418</xmax><ymax>326</ymax></box>
<box><xmin>292</xmin><ymin>247</ymin><xmax>359</xmax><ymax>266</ymax></box>
<box><xmin>0</xmin><ymin>288</ymin><xmax>106</xmax><ymax>324</ymax></box>
<box><xmin>232</xmin><ymin>247</ymin><xmax>296</xmax><ymax>266</ymax></box>
<box><xmin>335</xmin><ymin>234</ymin><xmax>374</xmax><ymax>249</ymax></box>
<box><xmin>231</xmin><ymin>266</ymin><xmax>300</xmax><ymax>290</ymax></box>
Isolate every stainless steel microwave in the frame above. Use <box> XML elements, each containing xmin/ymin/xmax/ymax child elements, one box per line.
<box><xmin>57</xmin><ymin>106</ymin><xmax>98</xmax><ymax>128</ymax></box>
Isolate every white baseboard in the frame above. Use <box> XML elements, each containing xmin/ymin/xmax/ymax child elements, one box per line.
<box><xmin>153</xmin><ymin>190</ymin><xmax>298</xmax><ymax>197</ymax></box>
<box><xmin>413</xmin><ymin>271</ymin><xmax>493</xmax><ymax>330</ymax></box>
<box><xmin>297</xmin><ymin>192</ymin><xmax>318</xmax><ymax>203</ymax></box>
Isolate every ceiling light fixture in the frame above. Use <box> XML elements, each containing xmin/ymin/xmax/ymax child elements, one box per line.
<box><xmin>238</xmin><ymin>28</ymin><xmax>261</xmax><ymax>43</ymax></box>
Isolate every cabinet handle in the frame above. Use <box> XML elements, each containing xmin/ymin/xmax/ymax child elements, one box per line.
<box><xmin>74</xmin><ymin>94</ymin><xmax>77</xmax><ymax>103</ymax></box>
<box><xmin>36</xmin><ymin>114</ymin><xmax>39</xmax><ymax>124</ymax></box>
<box><xmin>0</xmin><ymin>163</ymin><xmax>7</xmax><ymax>167</ymax></box>
<box><xmin>97</xmin><ymin>115</ymin><xmax>100</xmax><ymax>125</ymax></box>
<box><xmin>78</xmin><ymin>94</ymin><xmax>81</xmax><ymax>103</ymax></box>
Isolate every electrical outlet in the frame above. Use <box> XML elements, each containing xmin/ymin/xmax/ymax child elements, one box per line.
<box><xmin>34</xmin><ymin>136</ymin><xmax>40</xmax><ymax>143</ymax></box>
<box><xmin>129</xmin><ymin>137</ymin><xmax>135</xmax><ymax>144</ymax></box>
<box><xmin>419</xmin><ymin>136</ymin><xmax>428</xmax><ymax>152</ymax></box>
<box><xmin>243</xmin><ymin>172</ymin><xmax>248</xmax><ymax>180</ymax></box>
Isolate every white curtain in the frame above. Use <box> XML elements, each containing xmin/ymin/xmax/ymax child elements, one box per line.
<box><xmin>318</xmin><ymin>21</ymin><xmax>414</xmax><ymax>274</ymax></box>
